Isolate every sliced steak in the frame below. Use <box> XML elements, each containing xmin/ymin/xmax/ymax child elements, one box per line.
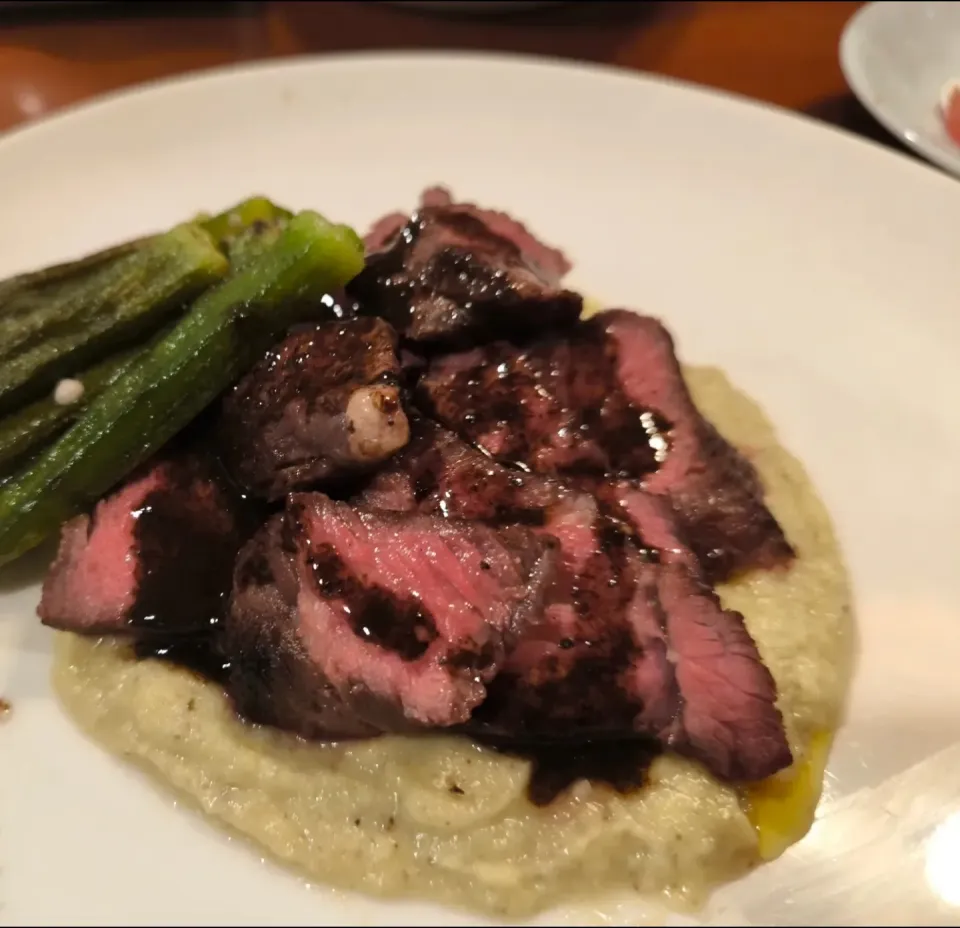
<box><xmin>285</xmin><ymin>492</ymin><xmax>558</xmax><ymax>728</ymax></box>
<box><xmin>359</xmin><ymin>416</ymin><xmax>565</xmax><ymax>522</ymax></box>
<box><xmin>363</xmin><ymin>210</ymin><xmax>409</xmax><ymax>256</ymax></box>
<box><xmin>471</xmin><ymin>508</ymin><xmax>675</xmax><ymax>746</ymax></box>
<box><xmin>223</xmin><ymin>515</ymin><xmax>379</xmax><ymax>740</ymax></box>
<box><xmin>360</xmin><ymin>423</ymin><xmax>791</xmax><ymax>781</ymax></box>
<box><xmin>599</xmin><ymin>310</ymin><xmax>794</xmax><ymax>580</ymax></box>
<box><xmin>217</xmin><ymin>317</ymin><xmax>411</xmax><ymax>501</ymax></box>
<box><xmin>471</xmin><ymin>492</ymin><xmax>792</xmax><ymax>782</ymax></box>
<box><xmin>360</xmin><ymin>187</ymin><xmax>450</xmax><ymax>255</ymax></box>
<box><xmin>38</xmin><ymin>454</ymin><xmax>253</xmax><ymax>637</ymax></box>
<box><xmin>350</xmin><ymin>195</ymin><xmax>582</xmax><ymax>347</ymax></box>
<box><xmin>595</xmin><ymin>480</ymin><xmax>700</xmax><ymax>572</ymax></box>
<box><xmin>418</xmin><ymin>334</ymin><xmax>669</xmax><ymax>478</ymax></box>
<box><xmin>361</xmin><ymin>185</ymin><xmax>571</xmax><ymax>283</ymax></box>
<box><xmin>419</xmin><ymin>309</ymin><xmax>794</xmax><ymax>581</ymax></box>
<box><xmin>656</xmin><ymin>562</ymin><xmax>792</xmax><ymax>780</ymax></box>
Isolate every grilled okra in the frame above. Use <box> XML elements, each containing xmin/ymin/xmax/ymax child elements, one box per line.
<box><xmin>0</xmin><ymin>210</ymin><xmax>364</xmax><ymax>566</ymax></box>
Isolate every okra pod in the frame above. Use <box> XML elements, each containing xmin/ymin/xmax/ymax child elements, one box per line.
<box><xmin>0</xmin><ymin>240</ymin><xmax>147</xmax><ymax>317</ymax></box>
<box><xmin>0</xmin><ymin>210</ymin><xmax>364</xmax><ymax>566</ymax></box>
<box><xmin>0</xmin><ymin>345</ymin><xmax>143</xmax><ymax>477</ymax></box>
<box><xmin>198</xmin><ymin>196</ymin><xmax>293</xmax><ymax>253</ymax></box>
<box><xmin>0</xmin><ymin>223</ymin><xmax>228</xmax><ymax>414</ymax></box>
<box><xmin>0</xmin><ymin>196</ymin><xmax>290</xmax><ymax>321</ymax></box>
<box><xmin>226</xmin><ymin>217</ymin><xmax>289</xmax><ymax>270</ymax></box>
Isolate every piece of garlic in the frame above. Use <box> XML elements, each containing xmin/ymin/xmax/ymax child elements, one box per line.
<box><xmin>53</xmin><ymin>378</ymin><xmax>85</xmax><ymax>406</ymax></box>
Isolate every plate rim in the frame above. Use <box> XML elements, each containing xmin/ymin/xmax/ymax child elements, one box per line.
<box><xmin>1</xmin><ymin>48</ymin><xmax>954</xmax><ymax>194</ymax></box>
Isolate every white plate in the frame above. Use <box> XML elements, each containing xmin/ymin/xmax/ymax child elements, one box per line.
<box><xmin>2</xmin><ymin>52</ymin><xmax>960</xmax><ymax>927</ymax></box>
<box><xmin>840</xmin><ymin>0</ymin><xmax>960</xmax><ymax>177</ymax></box>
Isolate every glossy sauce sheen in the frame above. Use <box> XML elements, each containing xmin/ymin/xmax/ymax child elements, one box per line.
<box><xmin>130</xmin><ymin>449</ymin><xmax>265</xmax><ymax>682</ymax></box>
<box><xmin>347</xmin><ymin>207</ymin><xmax>582</xmax><ymax>346</ymax></box>
<box><xmin>306</xmin><ymin>541</ymin><xmax>439</xmax><ymax>661</ymax></box>
<box><xmin>470</xmin><ymin>508</ymin><xmax>656</xmax><ymax>744</ymax></box>
<box><xmin>419</xmin><ymin>322</ymin><xmax>672</xmax><ymax>480</ymax></box>
<box><xmin>353</xmin><ymin>211</ymin><xmax>521</xmax><ymax>331</ymax></box>
<box><xmin>128</xmin><ymin>455</ymin><xmax>264</xmax><ymax>630</ymax></box>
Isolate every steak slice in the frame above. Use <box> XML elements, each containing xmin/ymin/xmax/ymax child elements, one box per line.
<box><xmin>600</xmin><ymin>310</ymin><xmax>795</xmax><ymax>581</ymax></box>
<box><xmin>38</xmin><ymin>454</ymin><xmax>253</xmax><ymax>637</ymax></box>
<box><xmin>656</xmin><ymin>561</ymin><xmax>792</xmax><ymax>780</ymax></box>
<box><xmin>362</xmin><ymin>185</ymin><xmax>572</xmax><ymax>284</ymax></box>
<box><xmin>349</xmin><ymin>190</ymin><xmax>582</xmax><ymax>347</ymax></box>
<box><xmin>359</xmin><ymin>416</ymin><xmax>565</xmax><ymax>522</ymax></box>
<box><xmin>418</xmin><ymin>309</ymin><xmax>794</xmax><ymax>581</ymax></box>
<box><xmin>471</xmin><ymin>492</ymin><xmax>791</xmax><ymax>782</ymax></box>
<box><xmin>359</xmin><ymin>423</ymin><xmax>791</xmax><ymax>781</ymax></box>
<box><xmin>223</xmin><ymin>515</ymin><xmax>379</xmax><ymax>740</ymax></box>
<box><xmin>284</xmin><ymin>492</ymin><xmax>558</xmax><ymax>729</ymax></box>
<box><xmin>217</xmin><ymin>317</ymin><xmax>411</xmax><ymax>501</ymax></box>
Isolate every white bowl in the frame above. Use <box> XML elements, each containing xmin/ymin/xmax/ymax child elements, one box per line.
<box><xmin>840</xmin><ymin>0</ymin><xmax>960</xmax><ymax>177</ymax></box>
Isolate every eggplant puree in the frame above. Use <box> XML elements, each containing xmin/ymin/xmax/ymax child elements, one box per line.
<box><xmin>51</xmin><ymin>364</ymin><xmax>854</xmax><ymax>919</ymax></box>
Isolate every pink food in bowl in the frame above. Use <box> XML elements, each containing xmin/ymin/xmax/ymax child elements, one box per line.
<box><xmin>939</xmin><ymin>79</ymin><xmax>960</xmax><ymax>146</ymax></box>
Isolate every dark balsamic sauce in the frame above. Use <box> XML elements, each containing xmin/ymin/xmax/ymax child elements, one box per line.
<box><xmin>418</xmin><ymin>320</ymin><xmax>672</xmax><ymax>481</ymax></box>
<box><xmin>126</xmin><ymin>452</ymin><xmax>267</xmax><ymax>635</ymax></box>
<box><xmin>133</xmin><ymin>634</ymin><xmax>232</xmax><ymax>686</ymax></box>
<box><xmin>347</xmin><ymin>219</ymin><xmax>420</xmax><ymax>331</ymax></box>
<box><xmin>126</xmin><ymin>436</ymin><xmax>269</xmax><ymax>686</ymax></box>
<box><xmin>346</xmin><ymin>208</ymin><xmax>581</xmax><ymax>347</ymax></box>
<box><xmin>478</xmin><ymin>736</ymin><xmax>661</xmax><ymax>807</ymax></box>
<box><xmin>305</xmin><ymin>541</ymin><xmax>438</xmax><ymax>662</ymax></box>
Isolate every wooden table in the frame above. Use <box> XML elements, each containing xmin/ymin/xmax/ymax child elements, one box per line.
<box><xmin>0</xmin><ymin>1</ymin><xmax>901</xmax><ymax>154</ymax></box>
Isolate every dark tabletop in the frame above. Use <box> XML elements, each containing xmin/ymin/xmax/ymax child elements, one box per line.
<box><xmin>0</xmin><ymin>1</ymin><xmax>910</xmax><ymax>158</ymax></box>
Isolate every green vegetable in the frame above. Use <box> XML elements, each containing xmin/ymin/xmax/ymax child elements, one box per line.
<box><xmin>0</xmin><ymin>196</ymin><xmax>290</xmax><ymax>322</ymax></box>
<box><xmin>0</xmin><ymin>223</ymin><xmax>228</xmax><ymax>414</ymax></box>
<box><xmin>0</xmin><ymin>197</ymin><xmax>284</xmax><ymax>318</ymax></box>
<box><xmin>0</xmin><ymin>345</ymin><xmax>143</xmax><ymax>477</ymax></box>
<box><xmin>197</xmin><ymin>196</ymin><xmax>293</xmax><ymax>254</ymax></box>
<box><xmin>0</xmin><ymin>210</ymin><xmax>364</xmax><ymax>567</ymax></box>
<box><xmin>226</xmin><ymin>217</ymin><xmax>290</xmax><ymax>270</ymax></box>
<box><xmin>0</xmin><ymin>239</ymin><xmax>152</xmax><ymax>316</ymax></box>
